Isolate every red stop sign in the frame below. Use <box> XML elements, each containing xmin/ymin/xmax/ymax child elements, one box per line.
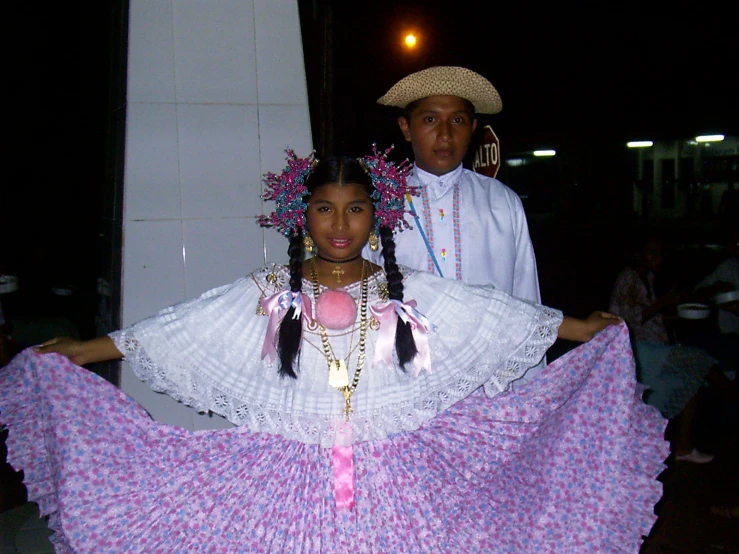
<box><xmin>472</xmin><ymin>125</ymin><xmax>500</xmax><ymax>179</ymax></box>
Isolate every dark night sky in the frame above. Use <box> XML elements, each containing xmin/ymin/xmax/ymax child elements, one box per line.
<box><xmin>8</xmin><ymin>4</ymin><xmax>737</xmax><ymax>212</ymax></box>
<box><xmin>10</xmin><ymin>4</ymin><xmax>739</xmax><ymax>230</ymax></box>
<box><xmin>4</xmin><ymin>2</ymin><xmax>737</xmax><ymax>327</ymax></box>
<box><xmin>20</xmin><ymin>4</ymin><xmax>738</xmax><ymax>184</ymax></box>
<box><xmin>327</xmin><ymin>4</ymin><xmax>738</xmax><ymax>157</ymax></box>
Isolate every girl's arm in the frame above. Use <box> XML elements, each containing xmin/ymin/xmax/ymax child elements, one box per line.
<box><xmin>34</xmin><ymin>336</ymin><xmax>123</xmax><ymax>366</ymax></box>
<box><xmin>558</xmin><ymin>312</ymin><xmax>622</xmax><ymax>343</ymax></box>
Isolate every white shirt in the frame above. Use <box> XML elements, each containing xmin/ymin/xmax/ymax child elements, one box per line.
<box><xmin>367</xmin><ymin>163</ymin><xmax>541</xmax><ymax>301</ymax></box>
<box><xmin>366</xmin><ymin>163</ymin><xmax>544</xmax><ymax>380</ymax></box>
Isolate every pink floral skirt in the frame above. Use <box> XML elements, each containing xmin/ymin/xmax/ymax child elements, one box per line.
<box><xmin>0</xmin><ymin>325</ymin><xmax>667</xmax><ymax>553</ymax></box>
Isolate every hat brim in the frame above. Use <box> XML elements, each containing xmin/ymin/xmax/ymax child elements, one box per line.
<box><xmin>377</xmin><ymin>66</ymin><xmax>502</xmax><ymax>115</ymax></box>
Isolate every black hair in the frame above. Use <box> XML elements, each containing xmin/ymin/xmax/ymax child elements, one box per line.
<box><xmin>276</xmin><ymin>155</ymin><xmax>418</xmax><ymax>377</ymax></box>
<box><xmin>276</xmin><ymin>230</ymin><xmax>305</xmax><ymax>378</ymax></box>
<box><xmin>402</xmin><ymin>97</ymin><xmax>476</xmax><ymax>123</ymax></box>
<box><xmin>379</xmin><ymin>225</ymin><xmax>418</xmax><ymax>366</ymax></box>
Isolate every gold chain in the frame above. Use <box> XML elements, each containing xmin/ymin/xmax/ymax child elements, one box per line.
<box><xmin>310</xmin><ymin>257</ymin><xmax>369</xmax><ymax>420</ymax></box>
<box><xmin>301</xmin><ymin>335</ymin><xmax>362</xmax><ymax>359</ymax></box>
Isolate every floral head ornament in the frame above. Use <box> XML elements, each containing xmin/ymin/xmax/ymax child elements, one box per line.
<box><xmin>359</xmin><ymin>144</ymin><xmax>415</xmax><ymax>232</ymax></box>
<box><xmin>258</xmin><ymin>145</ymin><xmax>416</xmax><ymax>236</ymax></box>
<box><xmin>256</xmin><ymin>149</ymin><xmax>318</xmax><ymax>237</ymax></box>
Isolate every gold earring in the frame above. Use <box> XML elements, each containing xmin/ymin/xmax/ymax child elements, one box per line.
<box><xmin>303</xmin><ymin>234</ymin><xmax>316</xmax><ymax>255</ymax></box>
<box><xmin>368</xmin><ymin>232</ymin><xmax>379</xmax><ymax>252</ymax></box>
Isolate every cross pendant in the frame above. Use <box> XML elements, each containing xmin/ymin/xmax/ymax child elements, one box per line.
<box><xmin>332</xmin><ymin>265</ymin><xmax>344</xmax><ymax>283</ymax></box>
<box><xmin>342</xmin><ymin>400</ymin><xmax>353</xmax><ymax>421</ymax></box>
<box><xmin>341</xmin><ymin>388</ymin><xmax>353</xmax><ymax>421</ymax></box>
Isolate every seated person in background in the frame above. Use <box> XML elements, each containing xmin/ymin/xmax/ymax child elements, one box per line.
<box><xmin>689</xmin><ymin>225</ymin><xmax>739</xmax><ymax>386</ymax></box>
<box><xmin>693</xmin><ymin>224</ymin><xmax>739</xmax><ymax>336</ymax></box>
<box><xmin>610</xmin><ymin>232</ymin><xmax>724</xmax><ymax>463</ymax></box>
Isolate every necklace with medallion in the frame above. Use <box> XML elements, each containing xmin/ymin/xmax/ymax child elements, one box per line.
<box><xmin>310</xmin><ymin>257</ymin><xmax>369</xmax><ymax>420</ymax></box>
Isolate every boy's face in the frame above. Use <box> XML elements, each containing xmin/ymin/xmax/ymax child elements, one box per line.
<box><xmin>398</xmin><ymin>95</ymin><xmax>477</xmax><ymax>177</ymax></box>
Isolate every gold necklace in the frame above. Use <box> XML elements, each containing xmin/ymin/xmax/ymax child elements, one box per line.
<box><xmin>310</xmin><ymin>257</ymin><xmax>369</xmax><ymax>420</ymax></box>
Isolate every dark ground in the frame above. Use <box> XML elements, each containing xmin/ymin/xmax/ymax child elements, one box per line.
<box><xmin>641</xmin><ymin>405</ymin><xmax>739</xmax><ymax>553</ymax></box>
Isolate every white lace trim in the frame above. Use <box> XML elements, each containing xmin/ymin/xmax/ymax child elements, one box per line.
<box><xmin>110</xmin><ymin>266</ymin><xmax>562</xmax><ymax>447</ymax></box>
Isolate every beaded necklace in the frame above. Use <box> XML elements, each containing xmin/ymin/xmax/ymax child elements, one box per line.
<box><xmin>419</xmin><ymin>183</ymin><xmax>463</xmax><ymax>280</ymax></box>
<box><xmin>310</xmin><ymin>258</ymin><xmax>369</xmax><ymax>420</ymax></box>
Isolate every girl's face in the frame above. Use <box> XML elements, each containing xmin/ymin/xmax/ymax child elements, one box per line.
<box><xmin>306</xmin><ymin>182</ymin><xmax>374</xmax><ymax>260</ymax></box>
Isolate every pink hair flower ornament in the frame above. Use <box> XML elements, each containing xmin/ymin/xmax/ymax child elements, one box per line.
<box><xmin>359</xmin><ymin>144</ymin><xmax>416</xmax><ymax>232</ymax></box>
<box><xmin>258</xmin><ymin>145</ymin><xmax>415</xmax><ymax>238</ymax></box>
<box><xmin>257</xmin><ymin>149</ymin><xmax>318</xmax><ymax>237</ymax></box>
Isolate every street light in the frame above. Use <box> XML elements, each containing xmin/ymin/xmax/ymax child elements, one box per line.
<box><xmin>627</xmin><ymin>141</ymin><xmax>653</xmax><ymax>148</ymax></box>
<box><xmin>533</xmin><ymin>150</ymin><xmax>556</xmax><ymax>157</ymax></box>
<box><xmin>695</xmin><ymin>134</ymin><xmax>724</xmax><ymax>143</ymax></box>
<box><xmin>404</xmin><ymin>34</ymin><xmax>417</xmax><ymax>48</ymax></box>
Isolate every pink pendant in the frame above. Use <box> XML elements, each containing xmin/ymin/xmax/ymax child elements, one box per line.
<box><xmin>315</xmin><ymin>290</ymin><xmax>357</xmax><ymax>330</ymax></box>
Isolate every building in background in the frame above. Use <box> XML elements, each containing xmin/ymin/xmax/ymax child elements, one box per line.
<box><xmin>634</xmin><ymin>136</ymin><xmax>738</xmax><ymax>220</ymax></box>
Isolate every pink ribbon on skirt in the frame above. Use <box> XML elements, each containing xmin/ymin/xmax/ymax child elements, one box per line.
<box><xmin>370</xmin><ymin>299</ymin><xmax>434</xmax><ymax>375</ymax></box>
<box><xmin>260</xmin><ymin>291</ymin><xmax>313</xmax><ymax>362</ymax></box>
<box><xmin>332</xmin><ymin>422</ymin><xmax>355</xmax><ymax>510</ymax></box>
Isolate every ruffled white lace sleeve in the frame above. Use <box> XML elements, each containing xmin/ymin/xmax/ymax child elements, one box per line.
<box><xmin>110</xmin><ymin>265</ymin><xmax>562</xmax><ymax>447</ymax></box>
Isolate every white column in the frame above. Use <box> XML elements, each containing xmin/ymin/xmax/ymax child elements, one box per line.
<box><xmin>121</xmin><ymin>0</ymin><xmax>312</xmax><ymax>429</ymax></box>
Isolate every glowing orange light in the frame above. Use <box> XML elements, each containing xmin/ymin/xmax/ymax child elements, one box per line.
<box><xmin>404</xmin><ymin>34</ymin><xmax>417</xmax><ymax>48</ymax></box>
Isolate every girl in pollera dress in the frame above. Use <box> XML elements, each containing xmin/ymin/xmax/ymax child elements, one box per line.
<box><xmin>1</xmin><ymin>147</ymin><xmax>667</xmax><ymax>553</ymax></box>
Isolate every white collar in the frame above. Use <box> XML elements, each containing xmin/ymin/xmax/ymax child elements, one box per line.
<box><xmin>413</xmin><ymin>164</ymin><xmax>465</xmax><ymax>200</ymax></box>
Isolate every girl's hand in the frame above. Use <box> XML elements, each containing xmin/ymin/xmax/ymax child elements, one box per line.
<box><xmin>558</xmin><ymin>312</ymin><xmax>622</xmax><ymax>343</ymax></box>
<box><xmin>34</xmin><ymin>336</ymin><xmax>123</xmax><ymax>366</ymax></box>
<box><xmin>582</xmin><ymin>311</ymin><xmax>622</xmax><ymax>340</ymax></box>
<box><xmin>34</xmin><ymin>337</ymin><xmax>89</xmax><ymax>365</ymax></box>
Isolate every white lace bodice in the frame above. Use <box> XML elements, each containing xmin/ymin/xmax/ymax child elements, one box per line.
<box><xmin>111</xmin><ymin>265</ymin><xmax>562</xmax><ymax>446</ymax></box>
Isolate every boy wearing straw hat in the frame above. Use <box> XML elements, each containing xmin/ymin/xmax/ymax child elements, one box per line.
<box><xmin>370</xmin><ymin>66</ymin><xmax>540</xmax><ymax>297</ymax></box>
<box><xmin>367</xmin><ymin>65</ymin><xmax>544</xmax><ymax>378</ymax></box>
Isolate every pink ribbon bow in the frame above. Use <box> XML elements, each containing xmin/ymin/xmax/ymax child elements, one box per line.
<box><xmin>260</xmin><ymin>291</ymin><xmax>313</xmax><ymax>362</ymax></box>
<box><xmin>370</xmin><ymin>299</ymin><xmax>434</xmax><ymax>376</ymax></box>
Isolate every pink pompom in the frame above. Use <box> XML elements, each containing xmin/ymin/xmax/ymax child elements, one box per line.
<box><xmin>315</xmin><ymin>290</ymin><xmax>357</xmax><ymax>330</ymax></box>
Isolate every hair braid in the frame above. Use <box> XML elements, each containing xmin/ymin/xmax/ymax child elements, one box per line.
<box><xmin>379</xmin><ymin>226</ymin><xmax>418</xmax><ymax>368</ymax></box>
<box><xmin>277</xmin><ymin>232</ymin><xmax>304</xmax><ymax>378</ymax></box>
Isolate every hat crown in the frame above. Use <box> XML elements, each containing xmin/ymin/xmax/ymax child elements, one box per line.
<box><xmin>377</xmin><ymin>66</ymin><xmax>502</xmax><ymax>115</ymax></box>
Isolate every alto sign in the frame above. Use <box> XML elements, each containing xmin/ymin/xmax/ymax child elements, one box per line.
<box><xmin>472</xmin><ymin>125</ymin><xmax>500</xmax><ymax>178</ymax></box>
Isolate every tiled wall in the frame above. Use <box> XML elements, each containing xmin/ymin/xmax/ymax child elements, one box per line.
<box><xmin>120</xmin><ymin>0</ymin><xmax>312</xmax><ymax>430</ymax></box>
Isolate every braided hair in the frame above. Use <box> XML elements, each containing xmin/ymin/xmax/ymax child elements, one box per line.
<box><xmin>276</xmin><ymin>156</ymin><xmax>418</xmax><ymax>377</ymax></box>
<box><xmin>379</xmin><ymin>225</ymin><xmax>418</xmax><ymax>367</ymax></box>
<box><xmin>276</xmin><ymin>230</ymin><xmax>305</xmax><ymax>378</ymax></box>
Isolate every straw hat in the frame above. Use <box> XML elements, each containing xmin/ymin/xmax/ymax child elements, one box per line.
<box><xmin>377</xmin><ymin>66</ymin><xmax>502</xmax><ymax>114</ymax></box>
